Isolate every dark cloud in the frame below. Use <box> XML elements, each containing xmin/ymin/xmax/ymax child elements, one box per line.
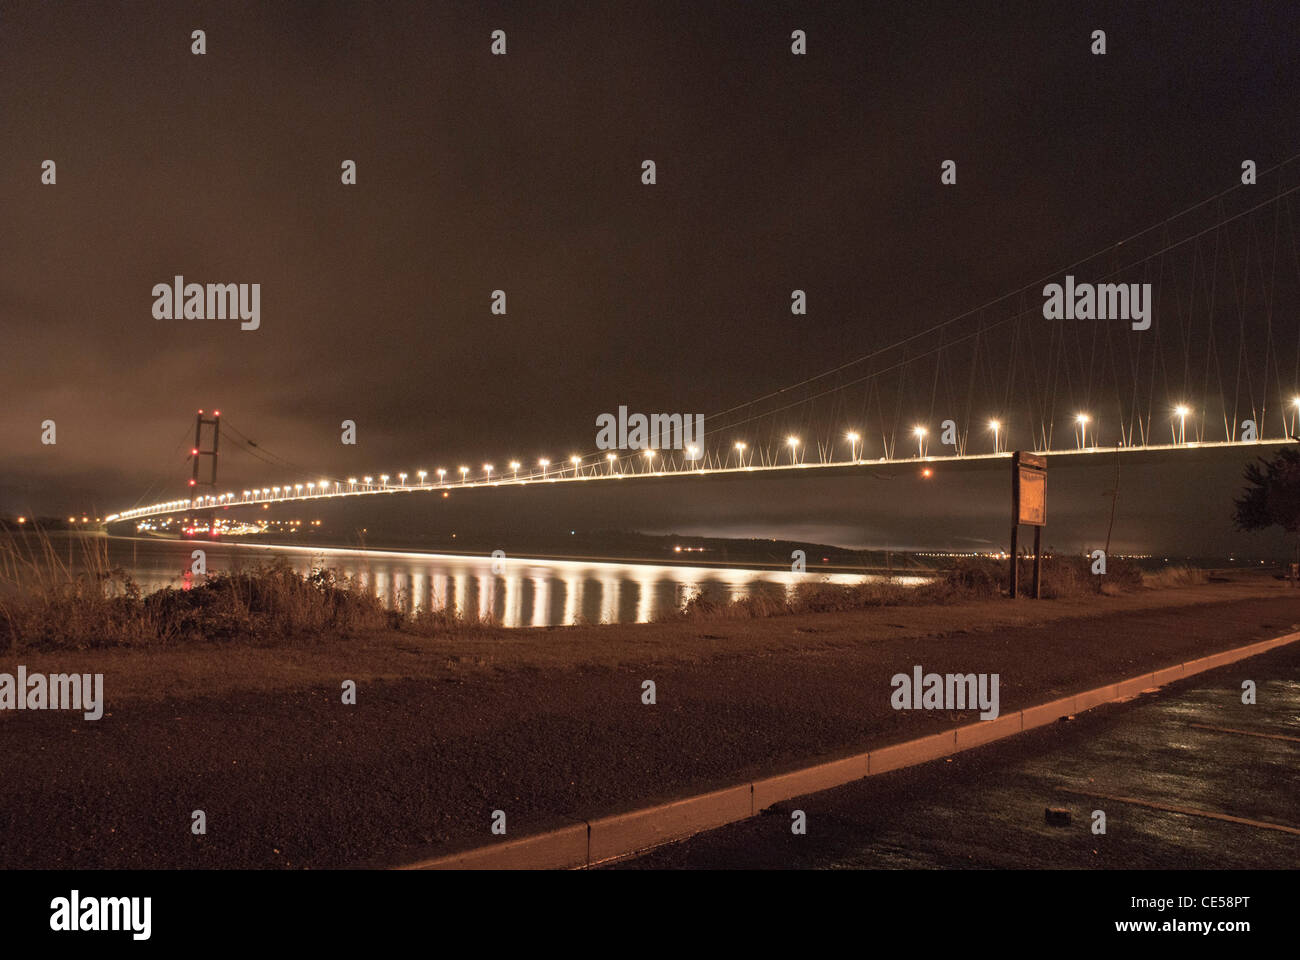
<box><xmin>2</xmin><ymin>0</ymin><xmax>1298</xmax><ymax>546</ymax></box>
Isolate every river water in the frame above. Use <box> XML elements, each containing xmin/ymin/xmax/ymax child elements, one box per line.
<box><xmin>50</xmin><ymin>535</ymin><xmax>915</xmax><ymax>627</ymax></box>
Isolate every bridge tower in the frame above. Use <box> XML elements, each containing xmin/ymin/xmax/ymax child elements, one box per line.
<box><xmin>189</xmin><ymin>409</ymin><xmax>221</xmax><ymax>495</ymax></box>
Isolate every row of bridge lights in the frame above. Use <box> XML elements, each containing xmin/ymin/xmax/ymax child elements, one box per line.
<box><xmin>109</xmin><ymin>400</ymin><xmax>1295</xmax><ymax>522</ymax></box>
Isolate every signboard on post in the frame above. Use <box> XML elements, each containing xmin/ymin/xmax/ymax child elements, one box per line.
<box><xmin>1014</xmin><ymin>452</ymin><xmax>1047</xmax><ymax>526</ymax></box>
<box><xmin>1010</xmin><ymin>452</ymin><xmax>1047</xmax><ymax>599</ymax></box>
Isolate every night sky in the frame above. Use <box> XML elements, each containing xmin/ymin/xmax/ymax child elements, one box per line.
<box><xmin>3</xmin><ymin>0</ymin><xmax>1299</xmax><ymax>523</ymax></box>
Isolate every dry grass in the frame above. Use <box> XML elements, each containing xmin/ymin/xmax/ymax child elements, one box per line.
<box><xmin>1141</xmin><ymin>565</ymin><xmax>1210</xmax><ymax>589</ymax></box>
<box><xmin>0</xmin><ymin>527</ymin><xmax>493</xmax><ymax>651</ymax></box>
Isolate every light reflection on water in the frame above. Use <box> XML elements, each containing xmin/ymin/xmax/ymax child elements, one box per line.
<box><xmin>94</xmin><ymin>536</ymin><xmax>926</xmax><ymax>628</ymax></box>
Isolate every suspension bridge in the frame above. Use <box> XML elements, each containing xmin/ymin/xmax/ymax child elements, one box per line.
<box><xmin>106</xmin><ymin>154</ymin><xmax>1300</xmax><ymax>530</ymax></box>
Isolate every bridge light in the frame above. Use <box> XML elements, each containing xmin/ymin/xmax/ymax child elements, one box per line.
<box><xmin>538</xmin><ymin>458</ymin><xmax>550</xmax><ymax>479</ymax></box>
<box><xmin>306</xmin><ymin>483</ymin><xmax>315</xmax><ymax>492</ymax></box>
<box><xmin>348</xmin><ymin>478</ymin><xmax>357</xmax><ymax>486</ymax></box>
<box><xmin>733</xmin><ymin>441</ymin><xmax>747</xmax><ymax>468</ymax></box>
<box><xmin>989</xmin><ymin>420</ymin><xmax>1001</xmax><ymax>453</ymax></box>
<box><xmin>1076</xmin><ymin>413</ymin><xmax>1091</xmax><ymax>449</ymax></box>
<box><xmin>379</xmin><ymin>475</ymin><xmax>389</xmax><ymax>487</ymax></box>
<box><xmin>458</xmin><ymin>466</ymin><xmax>469</xmax><ymax>482</ymax></box>
<box><xmin>436</xmin><ymin>469</ymin><xmax>446</xmax><ymax>484</ymax></box>
<box><xmin>484</xmin><ymin>464</ymin><xmax>494</xmax><ymax>480</ymax></box>
<box><xmin>913</xmin><ymin>426</ymin><xmax>927</xmax><ymax>458</ymax></box>
<box><xmin>417</xmin><ymin>470</ymin><xmax>427</xmax><ymax>484</ymax></box>
<box><xmin>295</xmin><ymin>484</ymin><xmax>303</xmax><ymax>494</ymax></box>
<box><xmin>509</xmin><ymin>461</ymin><xmax>521</xmax><ymax>478</ymax></box>
<box><xmin>398</xmin><ymin>473</ymin><xmax>408</xmax><ymax>486</ymax></box>
<box><xmin>606</xmin><ymin>452</ymin><xmax>617</xmax><ymax>474</ymax></box>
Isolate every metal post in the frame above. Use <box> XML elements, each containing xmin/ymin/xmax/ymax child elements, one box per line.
<box><xmin>1031</xmin><ymin>526</ymin><xmax>1042</xmax><ymax>599</ymax></box>
<box><xmin>1009</xmin><ymin>525</ymin><xmax>1019</xmax><ymax>598</ymax></box>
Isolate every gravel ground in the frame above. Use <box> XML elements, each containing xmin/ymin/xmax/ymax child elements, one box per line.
<box><xmin>1</xmin><ymin>584</ymin><xmax>1298</xmax><ymax>868</ymax></box>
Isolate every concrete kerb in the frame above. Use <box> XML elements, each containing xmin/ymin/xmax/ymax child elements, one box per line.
<box><xmin>398</xmin><ymin>821</ymin><xmax>588</xmax><ymax>871</ymax></box>
<box><xmin>401</xmin><ymin>629</ymin><xmax>1300</xmax><ymax>870</ymax></box>
<box><xmin>587</xmin><ymin>783</ymin><xmax>753</xmax><ymax>865</ymax></box>
<box><xmin>955</xmin><ymin>711</ymin><xmax>1023</xmax><ymax>749</ymax></box>
<box><xmin>1020</xmin><ymin>694</ymin><xmax>1077</xmax><ymax>731</ymax></box>
<box><xmin>752</xmin><ymin>753</ymin><xmax>868</xmax><ymax>812</ymax></box>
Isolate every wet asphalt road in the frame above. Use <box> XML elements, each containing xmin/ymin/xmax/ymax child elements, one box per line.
<box><xmin>612</xmin><ymin>642</ymin><xmax>1300</xmax><ymax>869</ymax></box>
